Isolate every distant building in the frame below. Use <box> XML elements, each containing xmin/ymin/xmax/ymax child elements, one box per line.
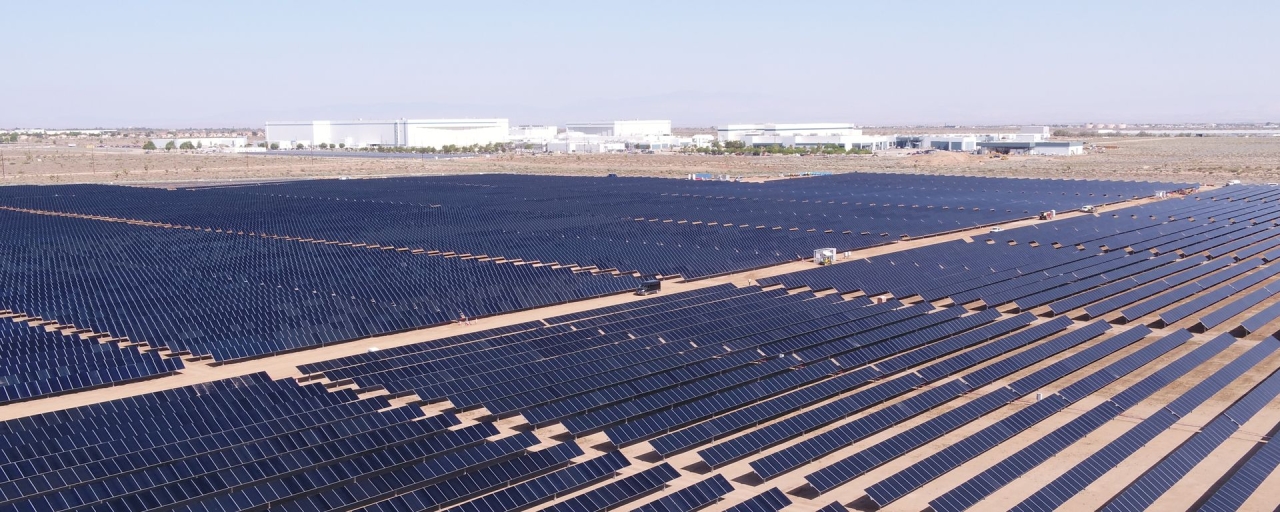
<box><xmin>266</xmin><ymin>120</ymin><xmax>399</xmax><ymax>148</ymax></box>
<box><xmin>265</xmin><ymin>119</ymin><xmax>509</xmax><ymax>149</ymax></box>
<box><xmin>546</xmin><ymin>141</ymin><xmax>626</xmax><ymax>153</ymax></box>
<box><xmin>1019</xmin><ymin>126</ymin><xmax>1051</xmax><ymax>141</ymax></box>
<box><xmin>509</xmin><ymin>125</ymin><xmax>558</xmax><ymax>145</ymax></box>
<box><xmin>920</xmin><ymin>136</ymin><xmax>978</xmax><ymax>152</ymax></box>
<box><xmin>150</xmin><ymin>137</ymin><xmax>247</xmax><ymax>149</ymax></box>
<box><xmin>977</xmin><ymin>140</ymin><xmax>1084</xmax><ymax>156</ymax></box>
<box><xmin>718</xmin><ymin>123</ymin><xmax>859</xmax><ymax>141</ymax></box>
<box><xmin>1030</xmin><ymin>141</ymin><xmax>1084</xmax><ymax>156</ymax></box>
<box><xmin>403</xmin><ymin>119</ymin><xmax>509</xmax><ymax>148</ymax></box>
<box><xmin>564</xmin><ymin>120</ymin><xmax>671</xmax><ymax>138</ymax></box>
<box><xmin>718</xmin><ymin>123</ymin><xmax>892</xmax><ymax>151</ymax></box>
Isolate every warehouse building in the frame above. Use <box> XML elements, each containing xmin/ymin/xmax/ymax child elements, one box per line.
<box><xmin>920</xmin><ymin>136</ymin><xmax>978</xmax><ymax>151</ymax></box>
<box><xmin>546</xmin><ymin>141</ymin><xmax>626</xmax><ymax>154</ymax></box>
<box><xmin>719</xmin><ymin>123</ymin><xmax>892</xmax><ymax>151</ymax></box>
<box><xmin>564</xmin><ymin>120</ymin><xmax>671</xmax><ymax>138</ymax></box>
<box><xmin>402</xmin><ymin>119</ymin><xmax>509</xmax><ymax>148</ymax></box>
<box><xmin>509</xmin><ymin>125</ymin><xmax>558</xmax><ymax>145</ymax></box>
<box><xmin>1031</xmin><ymin>141</ymin><xmax>1084</xmax><ymax>156</ymax></box>
<box><xmin>266</xmin><ymin>119</ymin><xmax>509</xmax><ymax>149</ymax></box>
<box><xmin>977</xmin><ymin>140</ymin><xmax>1084</xmax><ymax>156</ymax></box>
<box><xmin>1020</xmin><ymin>125</ymin><xmax>1052</xmax><ymax>141</ymax></box>
<box><xmin>718</xmin><ymin>123</ymin><xmax>859</xmax><ymax>141</ymax></box>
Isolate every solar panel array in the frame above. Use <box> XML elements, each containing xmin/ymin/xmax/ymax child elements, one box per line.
<box><xmin>290</xmin><ymin>181</ymin><xmax>1280</xmax><ymax>508</ymax></box>
<box><xmin>0</xmin><ymin>173</ymin><xmax>1180</xmax><ymax>371</ymax></box>
<box><xmin>9</xmin><ymin>179</ymin><xmax>1280</xmax><ymax>511</ymax></box>
<box><xmin>0</xmin><ymin>317</ymin><xmax>182</xmax><ymax>404</ymax></box>
<box><xmin>0</xmin><ymin>174</ymin><xmax>1178</xmax><ymax>281</ymax></box>
<box><xmin>0</xmin><ymin>209</ymin><xmax>635</xmax><ymax>363</ymax></box>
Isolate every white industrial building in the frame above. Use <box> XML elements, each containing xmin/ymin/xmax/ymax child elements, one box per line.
<box><xmin>403</xmin><ymin>119</ymin><xmax>508</xmax><ymax>148</ymax></box>
<box><xmin>266</xmin><ymin>120</ymin><xmax>398</xmax><ymax>148</ymax></box>
<box><xmin>564</xmin><ymin>120</ymin><xmax>671</xmax><ymax>138</ymax></box>
<box><xmin>1030</xmin><ymin>141</ymin><xmax>1084</xmax><ymax>156</ymax></box>
<box><xmin>1020</xmin><ymin>126</ymin><xmax>1051</xmax><ymax>141</ymax></box>
<box><xmin>509</xmin><ymin>125</ymin><xmax>558</xmax><ymax>145</ymax></box>
<box><xmin>546</xmin><ymin>141</ymin><xmax>626</xmax><ymax>154</ymax></box>
<box><xmin>266</xmin><ymin>119</ymin><xmax>509</xmax><ymax>149</ymax></box>
<box><xmin>920</xmin><ymin>136</ymin><xmax>978</xmax><ymax>152</ymax></box>
<box><xmin>718</xmin><ymin>123</ymin><xmax>860</xmax><ymax>141</ymax></box>
<box><xmin>719</xmin><ymin>123</ymin><xmax>893</xmax><ymax>151</ymax></box>
<box><xmin>690</xmin><ymin>134</ymin><xmax>716</xmax><ymax>148</ymax></box>
<box><xmin>977</xmin><ymin>140</ymin><xmax>1084</xmax><ymax>156</ymax></box>
<box><xmin>150</xmin><ymin>137</ymin><xmax>247</xmax><ymax>149</ymax></box>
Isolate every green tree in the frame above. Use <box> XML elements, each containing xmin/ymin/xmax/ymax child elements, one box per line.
<box><xmin>179</xmin><ymin>141</ymin><xmax>195</xmax><ymax>150</ymax></box>
<box><xmin>338</xmin><ymin>143</ymin><xmax>345</xmax><ymax>149</ymax></box>
<box><xmin>142</xmin><ymin>140</ymin><xmax>157</xmax><ymax>150</ymax></box>
<box><xmin>196</xmin><ymin>141</ymin><xmax>203</xmax><ymax>149</ymax></box>
<box><xmin>295</xmin><ymin>143</ymin><xmax>304</xmax><ymax>150</ymax></box>
<box><xmin>269</xmin><ymin>142</ymin><xmax>279</xmax><ymax>150</ymax></box>
<box><xmin>319</xmin><ymin>142</ymin><xmax>329</xmax><ymax>149</ymax></box>
<box><xmin>164</xmin><ymin>141</ymin><xmax>176</xmax><ymax>151</ymax></box>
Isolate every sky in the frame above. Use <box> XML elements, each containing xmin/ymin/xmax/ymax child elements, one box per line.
<box><xmin>3</xmin><ymin>0</ymin><xmax>1277</xmax><ymax>128</ymax></box>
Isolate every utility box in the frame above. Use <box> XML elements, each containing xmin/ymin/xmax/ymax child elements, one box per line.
<box><xmin>636</xmin><ymin>277</ymin><xmax>661</xmax><ymax>296</ymax></box>
<box><xmin>814</xmin><ymin>248</ymin><xmax>837</xmax><ymax>265</ymax></box>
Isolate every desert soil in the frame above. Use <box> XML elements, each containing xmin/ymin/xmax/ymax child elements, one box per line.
<box><xmin>1</xmin><ymin>136</ymin><xmax>1278</xmax><ymax>186</ymax></box>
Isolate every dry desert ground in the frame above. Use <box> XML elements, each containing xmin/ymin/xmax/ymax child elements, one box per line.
<box><xmin>1</xmin><ymin>136</ymin><xmax>1278</xmax><ymax>186</ymax></box>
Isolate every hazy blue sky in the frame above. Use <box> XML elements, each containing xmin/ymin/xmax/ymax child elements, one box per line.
<box><xmin>3</xmin><ymin>1</ymin><xmax>1276</xmax><ymax>128</ymax></box>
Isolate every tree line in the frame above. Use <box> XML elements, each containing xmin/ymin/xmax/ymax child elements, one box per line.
<box><xmin>142</xmin><ymin>140</ymin><xmax>205</xmax><ymax>151</ymax></box>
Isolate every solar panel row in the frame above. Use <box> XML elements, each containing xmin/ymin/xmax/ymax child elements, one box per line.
<box><xmin>749</xmin><ymin>320</ymin><xmax>1109</xmax><ymax>481</ymax></box>
<box><xmin>1010</xmin><ymin>336</ymin><xmax>1280</xmax><ymax>512</ymax></box>
<box><xmin>0</xmin><ymin>210</ymin><xmax>638</xmax><ymax>363</ymax></box>
<box><xmin>541</xmin><ymin>462</ymin><xmax>679</xmax><ymax>512</ymax></box>
<box><xmin>864</xmin><ymin>328</ymin><xmax>1193</xmax><ymax>508</ymax></box>
<box><xmin>928</xmin><ymin>333</ymin><xmax>1237</xmax><ymax>512</ymax></box>
<box><xmin>440</xmin><ymin>452</ymin><xmax>629</xmax><ymax>512</ymax></box>
<box><xmin>806</xmin><ymin>323</ymin><xmax>1150</xmax><ymax>494</ymax></box>
<box><xmin>632</xmin><ymin>474</ymin><xmax>733</xmax><ymax>512</ymax></box>
<box><xmin>1098</xmin><ymin>343</ymin><xmax>1280</xmax><ymax>511</ymax></box>
<box><xmin>720</xmin><ymin>488</ymin><xmax>791</xmax><ymax>512</ymax></box>
<box><xmin>0</xmin><ymin>319</ymin><xmax>182</xmax><ymax>404</ymax></box>
<box><xmin>697</xmin><ymin>315</ymin><xmax>1064</xmax><ymax>469</ymax></box>
<box><xmin>1196</xmin><ymin>433</ymin><xmax>1280</xmax><ymax>511</ymax></box>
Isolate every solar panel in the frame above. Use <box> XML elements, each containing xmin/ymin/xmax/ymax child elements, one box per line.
<box><xmin>1196</xmin><ymin>286</ymin><xmax>1277</xmax><ymax>330</ymax></box>
<box><xmin>1099</xmin><ymin>346</ymin><xmax>1280</xmax><ymax>511</ymax></box>
<box><xmin>926</xmin><ymin>332</ymin><xmax>1235</xmax><ymax>512</ymax></box>
<box><xmin>721</xmin><ymin>488</ymin><xmax>791</xmax><ymax>512</ymax></box>
<box><xmin>443</xmin><ymin>451</ymin><xmax>630</xmax><ymax>512</ymax></box>
<box><xmin>632</xmin><ymin>474</ymin><xmax>733</xmax><ymax>512</ymax></box>
<box><xmin>750</xmin><ymin>319</ymin><xmax>1103</xmax><ymax>481</ymax></box>
<box><xmin>1009</xmin><ymin>336</ymin><xmax>1280</xmax><ymax>512</ymax></box>
<box><xmin>542</xmin><ymin>462</ymin><xmax>680</xmax><ymax>512</ymax></box>
<box><xmin>803</xmin><ymin>322</ymin><xmax>1140</xmax><ymax>493</ymax></box>
<box><xmin>1198</xmin><ymin>439</ymin><xmax>1280</xmax><ymax>511</ymax></box>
